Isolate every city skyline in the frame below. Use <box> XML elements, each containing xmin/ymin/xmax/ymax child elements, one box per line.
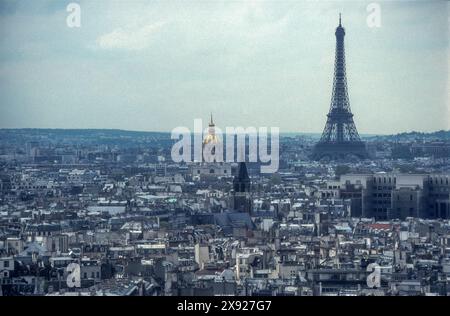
<box><xmin>1</xmin><ymin>0</ymin><xmax>450</xmax><ymax>300</ymax></box>
<box><xmin>0</xmin><ymin>0</ymin><xmax>449</xmax><ymax>134</ymax></box>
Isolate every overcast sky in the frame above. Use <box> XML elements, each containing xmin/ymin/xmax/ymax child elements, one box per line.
<box><xmin>0</xmin><ymin>0</ymin><xmax>448</xmax><ymax>134</ymax></box>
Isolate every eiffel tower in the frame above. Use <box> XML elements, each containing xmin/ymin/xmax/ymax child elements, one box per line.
<box><xmin>313</xmin><ymin>15</ymin><xmax>368</xmax><ymax>160</ymax></box>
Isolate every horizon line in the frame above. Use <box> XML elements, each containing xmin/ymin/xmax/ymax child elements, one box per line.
<box><xmin>1</xmin><ymin>127</ymin><xmax>449</xmax><ymax>137</ymax></box>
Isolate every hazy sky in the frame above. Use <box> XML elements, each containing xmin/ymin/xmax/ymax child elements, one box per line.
<box><xmin>0</xmin><ymin>0</ymin><xmax>448</xmax><ymax>134</ymax></box>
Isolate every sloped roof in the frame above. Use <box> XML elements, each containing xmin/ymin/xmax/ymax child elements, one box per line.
<box><xmin>213</xmin><ymin>212</ymin><xmax>255</xmax><ymax>230</ymax></box>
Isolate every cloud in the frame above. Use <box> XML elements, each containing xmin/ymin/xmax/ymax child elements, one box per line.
<box><xmin>97</xmin><ymin>21</ymin><xmax>166</xmax><ymax>51</ymax></box>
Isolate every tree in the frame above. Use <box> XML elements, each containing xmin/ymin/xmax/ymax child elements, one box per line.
<box><xmin>269</xmin><ymin>173</ymin><xmax>282</xmax><ymax>185</ymax></box>
<box><xmin>335</xmin><ymin>165</ymin><xmax>351</xmax><ymax>177</ymax></box>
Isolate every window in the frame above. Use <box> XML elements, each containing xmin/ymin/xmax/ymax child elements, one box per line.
<box><xmin>4</xmin><ymin>261</ymin><xmax>9</xmax><ymax>268</ymax></box>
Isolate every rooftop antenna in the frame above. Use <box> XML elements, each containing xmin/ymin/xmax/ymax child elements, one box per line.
<box><xmin>339</xmin><ymin>13</ymin><xmax>342</xmax><ymax>27</ymax></box>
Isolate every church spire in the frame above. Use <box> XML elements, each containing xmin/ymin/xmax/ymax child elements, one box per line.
<box><xmin>234</xmin><ymin>162</ymin><xmax>250</xmax><ymax>193</ymax></box>
<box><xmin>339</xmin><ymin>13</ymin><xmax>342</xmax><ymax>27</ymax></box>
<box><xmin>232</xmin><ymin>161</ymin><xmax>251</xmax><ymax>213</ymax></box>
<box><xmin>203</xmin><ymin>112</ymin><xmax>220</xmax><ymax>150</ymax></box>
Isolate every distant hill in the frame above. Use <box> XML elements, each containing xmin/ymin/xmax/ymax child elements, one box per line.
<box><xmin>366</xmin><ymin>130</ymin><xmax>450</xmax><ymax>141</ymax></box>
<box><xmin>1</xmin><ymin>128</ymin><xmax>449</xmax><ymax>141</ymax></box>
<box><xmin>0</xmin><ymin>129</ymin><xmax>173</xmax><ymax>147</ymax></box>
<box><xmin>0</xmin><ymin>128</ymin><xmax>170</xmax><ymax>137</ymax></box>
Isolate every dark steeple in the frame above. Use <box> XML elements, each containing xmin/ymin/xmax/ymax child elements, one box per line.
<box><xmin>232</xmin><ymin>162</ymin><xmax>252</xmax><ymax>213</ymax></box>
<box><xmin>233</xmin><ymin>162</ymin><xmax>250</xmax><ymax>193</ymax></box>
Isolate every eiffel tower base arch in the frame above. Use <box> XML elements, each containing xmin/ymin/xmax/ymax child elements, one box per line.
<box><xmin>312</xmin><ymin>141</ymin><xmax>368</xmax><ymax>161</ymax></box>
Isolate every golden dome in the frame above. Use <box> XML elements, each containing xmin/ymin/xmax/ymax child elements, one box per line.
<box><xmin>203</xmin><ymin>113</ymin><xmax>221</xmax><ymax>146</ymax></box>
<box><xmin>203</xmin><ymin>134</ymin><xmax>220</xmax><ymax>145</ymax></box>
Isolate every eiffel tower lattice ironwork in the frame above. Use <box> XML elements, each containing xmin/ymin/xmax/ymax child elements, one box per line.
<box><xmin>313</xmin><ymin>15</ymin><xmax>368</xmax><ymax>160</ymax></box>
